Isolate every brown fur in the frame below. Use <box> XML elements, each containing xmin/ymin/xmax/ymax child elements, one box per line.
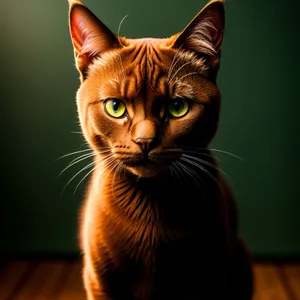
<box><xmin>68</xmin><ymin>0</ymin><xmax>253</xmax><ymax>299</ymax></box>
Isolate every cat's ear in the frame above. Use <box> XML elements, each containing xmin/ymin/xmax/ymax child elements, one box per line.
<box><xmin>68</xmin><ymin>0</ymin><xmax>122</xmax><ymax>81</ymax></box>
<box><xmin>171</xmin><ymin>0</ymin><xmax>225</xmax><ymax>56</ymax></box>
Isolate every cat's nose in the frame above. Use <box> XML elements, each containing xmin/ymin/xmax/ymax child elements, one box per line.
<box><xmin>134</xmin><ymin>137</ymin><xmax>158</xmax><ymax>153</ymax></box>
<box><xmin>132</xmin><ymin>120</ymin><xmax>160</xmax><ymax>153</ymax></box>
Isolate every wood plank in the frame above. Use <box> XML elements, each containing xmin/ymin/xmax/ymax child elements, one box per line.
<box><xmin>253</xmin><ymin>263</ymin><xmax>288</xmax><ymax>300</ymax></box>
<box><xmin>281</xmin><ymin>264</ymin><xmax>300</xmax><ymax>300</ymax></box>
<box><xmin>1</xmin><ymin>261</ymin><xmax>299</xmax><ymax>300</ymax></box>
<box><xmin>57</xmin><ymin>261</ymin><xmax>85</xmax><ymax>300</ymax></box>
<box><xmin>13</xmin><ymin>261</ymin><xmax>68</xmax><ymax>300</ymax></box>
<box><xmin>0</xmin><ymin>261</ymin><xmax>35</xmax><ymax>300</ymax></box>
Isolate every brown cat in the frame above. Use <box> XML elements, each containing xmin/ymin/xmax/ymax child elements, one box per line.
<box><xmin>68</xmin><ymin>0</ymin><xmax>253</xmax><ymax>299</ymax></box>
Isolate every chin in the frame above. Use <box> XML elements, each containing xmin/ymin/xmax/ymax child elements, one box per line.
<box><xmin>125</xmin><ymin>163</ymin><xmax>166</xmax><ymax>179</ymax></box>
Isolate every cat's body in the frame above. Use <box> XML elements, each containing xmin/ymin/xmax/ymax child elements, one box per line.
<box><xmin>68</xmin><ymin>0</ymin><xmax>253</xmax><ymax>299</ymax></box>
<box><xmin>82</xmin><ymin>163</ymin><xmax>252</xmax><ymax>299</ymax></box>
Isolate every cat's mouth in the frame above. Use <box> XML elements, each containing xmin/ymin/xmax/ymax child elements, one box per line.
<box><xmin>114</xmin><ymin>150</ymin><xmax>181</xmax><ymax>178</ymax></box>
<box><xmin>126</xmin><ymin>158</ymin><xmax>149</xmax><ymax>166</ymax></box>
<box><xmin>124</xmin><ymin>159</ymin><xmax>165</xmax><ymax>178</ymax></box>
<box><xmin>121</xmin><ymin>154</ymin><xmax>158</xmax><ymax>166</ymax></box>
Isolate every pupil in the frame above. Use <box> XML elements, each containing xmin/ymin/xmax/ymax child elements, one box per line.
<box><xmin>174</xmin><ymin>100</ymin><xmax>182</xmax><ymax>112</ymax></box>
<box><xmin>112</xmin><ymin>100</ymin><xmax>120</xmax><ymax>111</ymax></box>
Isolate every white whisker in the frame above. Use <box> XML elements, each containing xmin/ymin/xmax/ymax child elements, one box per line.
<box><xmin>169</xmin><ymin>61</ymin><xmax>191</xmax><ymax>83</ymax></box>
<box><xmin>167</xmin><ymin>46</ymin><xmax>184</xmax><ymax>81</ymax></box>
<box><xmin>54</xmin><ymin>148</ymin><xmax>92</xmax><ymax>162</ymax></box>
<box><xmin>176</xmin><ymin>160</ymin><xmax>207</xmax><ymax>204</ymax></box>
<box><xmin>73</xmin><ymin>155</ymin><xmax>116</xmax><ymax>194</ymax></box>
<box><xmin>68</xmin><ymin>152</ymin><xmax>94</xmax><ymax>166</ymax></box>
<box><xmin>111</xmin><ymin>162</ymin><xmax>124</xmax><ymax>199</ymax></box>
<box><xmin>182</xmin><ymin>154</ymin><xmax>230</xmax><ymax>179</ymax></box>
<box><xmin>176</xmin><ymin>72</ymin><xmax>199</xmax><ymax>82</ymax></box>
<box><xmin>60</xmin><ymin>154</ymin><xmax>113</xmax><ymax>197</ymax></box>
<box><xmin>57</xmin><ymin>149</ymin><xmax>111</xmax><ymax>178</ymax></box>
<box><xmin>209</xmin><ymin>149</ymin><xmax>245</xmax><ymax>161</ymax></box>
<box><xmin>180</xmin><ymin>156</ymin><xmax>225</xmax><ymax>198</ymax></box>
<box><xmin>117</xmin><ymin>14</ymin><xmax>129</xmax><ymax>38</ymax></box>
<box><xmin>181</xmin><ymin>147</ymin><xmax>244</xmax><ymax>162</ymax></box>
<box><xmin>181</xmin><ymin>149</ymin><xmax>221</xmax><ymax>161</ymax></box>
<box><xmin>116</xmin><ymin>14</ymin><xmax>129</xmax><ymax>80</ymax></box>
<box><xmin>90</xmin><ymin>159</ymin><xmax>119</xmax><ymax>195</ymax></box>
<box><xmin>172</xmin><ymin>161</ymin><xmax>187</xmax><ymax>184</ymax></box>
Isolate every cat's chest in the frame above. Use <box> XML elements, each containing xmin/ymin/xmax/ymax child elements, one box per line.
<box><xmin>104</xmin><ymin>239</ymin><xmax>213</xmax><ymax>300</ymax></box>
<box><xmin>104</xmin><ymin>182</ymin><xmax>206</xmax><ymax>235</ymax></box>
<box><xmin>99</xmin><ymin>176</ymin><xmax>216</xmax><ymax>245</ymax></box>
<box><xmin>100</xmin><ymin>189</ymin><xmax>209</xmax><ymax>272</ymax></box>
<box><xmin>87</xmin><ymin>176</ymin><xmax>226</xmax><ymax>299</ymax></box>
<box><xmin>90</xmin><ymin>173</ymin><xmax>219</xmax><ymax>253</ymax></box>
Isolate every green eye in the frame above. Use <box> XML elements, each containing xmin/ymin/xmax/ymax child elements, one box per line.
<box><xmin>168</xmin><ymin>98</ymin><xmax>189</xmax><ymax>118</ymax></box>
<box><xmin>104</xmin><ymin>99</ymin><xmax>126</xmax><ymax>118</ymax></box>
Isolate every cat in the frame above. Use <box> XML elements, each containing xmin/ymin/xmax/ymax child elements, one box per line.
<box><xmin>67</xmin><ymin>0</ymin><xmax>253</xmax><ymax>299</ymax></box>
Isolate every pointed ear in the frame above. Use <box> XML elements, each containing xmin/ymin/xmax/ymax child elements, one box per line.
<box><xmin>68</xmin><ymin>0</ymin><xmax>122</xmax><ymax>81</ymax></box>
<box><xmin>171</xmin><ymin>0</ymin><xmax>225</xmax><ymax>56</ymax></box>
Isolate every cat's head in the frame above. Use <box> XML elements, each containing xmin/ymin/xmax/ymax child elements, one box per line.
<box><xmin>68</xmin><ymin>0</ymin><xmax>224</xmax><ymax>178</ymax></box>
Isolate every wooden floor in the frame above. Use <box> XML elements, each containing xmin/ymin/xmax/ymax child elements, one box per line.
<box><xmin>0</xmin><ymin>261</ymin><xmax>299</xmax><ymax>300</ymax></box>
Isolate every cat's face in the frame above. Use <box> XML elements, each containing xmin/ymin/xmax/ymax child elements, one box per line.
<box><xmin>69</xmin><ymin>0</ymin><xmax>224</xmax><ymax>178</ymax></box>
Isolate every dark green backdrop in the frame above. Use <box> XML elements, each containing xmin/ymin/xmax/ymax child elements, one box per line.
<box><xmin>2</xmin><ymin>0</ymin><xmax>299</xmax><ymax>258</ymax></box>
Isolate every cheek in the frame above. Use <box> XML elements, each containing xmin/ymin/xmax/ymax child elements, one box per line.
<box><xmin>89</xmin><ymin>106</ymin><xmax>129</xmax><ymax>142</ymax></box>
<box><xmin>164</xmin><ymin>106</ymin><xmax>212</xmax><ymax>146</ymax></box>
<box><xmin>89</xmin><ymin>106</ymin><xmax>112</xmax><ymax>137</ymax></box>
<box><xmin>169</xmin><ymin>107</ymin><xmax>201</xmax><ymax>134</ymax></box>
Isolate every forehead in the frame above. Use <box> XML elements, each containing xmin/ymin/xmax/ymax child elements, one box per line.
<box><xmin>88</xmin><ymin>38</ymin><xmax>210</xmax><ymax>101</ymax></box>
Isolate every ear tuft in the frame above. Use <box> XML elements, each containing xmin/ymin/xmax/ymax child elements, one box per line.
<box><xmin>68</xmin><ymin>0</ymin><xmax>121</xmax><ymax>81</ymax></box>
<box><xmin>172</xmin><ymin>0</ymin><xmax>225</xmax><ymax>56</ymax></box>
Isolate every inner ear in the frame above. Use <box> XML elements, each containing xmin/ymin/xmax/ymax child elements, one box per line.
<box><xmin>69</xmin><ymin>0</ymin><xmax>122</xmax><ymax>81</ymax></box>
<box><xmin>172</xmin><ymin>0</ymin><xmax>225</xmax><ymax>55</ymax></box>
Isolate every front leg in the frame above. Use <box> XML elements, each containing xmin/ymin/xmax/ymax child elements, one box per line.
<box><xmin>226</xmin><ymin>238</ymin><xmax>254</xmax><ymax>300</ymax></box>
<box><xmin>83</xmin><ymin>253</ymin><xmax>134</xmax><ymax>300</ymax></box>
<box><xmin>83</xmin><ymin>261</ymin><xmax>111</xmax><ymax>300</ymax></box>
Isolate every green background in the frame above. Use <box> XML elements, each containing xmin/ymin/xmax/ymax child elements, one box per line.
<box><xmin>2</xmin><ymin>0</ymin><xmax>299</xmax><ymax>259</ymax></box>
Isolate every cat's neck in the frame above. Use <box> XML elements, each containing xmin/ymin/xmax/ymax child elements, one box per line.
<box><xmin>91</xmin><ymin>160</ymin><xmax>220</xmax><ymax>228</ymax></box>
